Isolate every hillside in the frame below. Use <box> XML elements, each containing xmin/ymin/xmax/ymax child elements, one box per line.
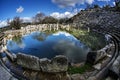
<box><xmin>67</xmin><ymin>8</ymin><xmax>120</xmax><ymax>30</ymax></box>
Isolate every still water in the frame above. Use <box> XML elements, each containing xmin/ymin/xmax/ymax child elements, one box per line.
<box><xmin>7</xmin><ymin>31</ymin><xmax>90</xmax><ymax>63</ymax></box>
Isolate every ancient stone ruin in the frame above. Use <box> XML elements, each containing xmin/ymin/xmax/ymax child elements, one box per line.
<box><xmin>17</xmin><ymin>53</ymin><xmax>68</xmax><ymax>72</ymax></box>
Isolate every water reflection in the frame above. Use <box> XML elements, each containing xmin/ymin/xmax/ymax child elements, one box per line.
<box><xmin>7</xmin><ymin>31</ymin><xmax>90</xmax><ymax>63</ymax></box>
<box><xmin>32</xmin><ymin>32</ymin><xmax>47</xmax><ymax>41</ymax></box>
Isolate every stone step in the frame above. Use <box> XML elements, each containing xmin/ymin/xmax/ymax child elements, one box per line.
<box><xmin>0</xmin><ymin>60</ymin><xmax>18</xmax><ymax>80</ymax></box>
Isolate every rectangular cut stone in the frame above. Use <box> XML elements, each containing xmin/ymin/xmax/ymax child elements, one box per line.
<box><xmin>17</xmin><ymin>53</ymin><xmax>40</xmax><ymax>71</ymax></box>
<box><xmin>40</xmin><ymin>55</ymin><xmax>68</xmax><ymax>73</ymax></box>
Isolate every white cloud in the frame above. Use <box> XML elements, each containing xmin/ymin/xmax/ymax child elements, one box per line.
<box><xmin>0</xmin><ymin>17</ymin><xmax>32</xmax><ymax>28</ymax></box>
<box><xmin>16</xmin><ymin>6</ymin><xmax>24</xmax><ymax>13</ymax></box>
<box><xmin>37</xmin><ymin>11</ymin><xmax>41</xmax><ymax>14</ymax></box>
<box><xmin>113</xmin><ymin>2</ymin><xmax>116</xmax><ymax>6</ymax></box>
<box><xmin>0</xmin><ymin>20</ymin><xmax>8</xmax><ymax>28</ymax></box>
<box><xmin>97</xmin><ymin>0</ymin><xmax>110</xmax><ymax>1</ymax></box>
<box><xmin>85</xmin><ymin>0</ymin><xmax>94</xmax><ymax>4</ymax></box>
<box><xmin>21</xmin><ymin>17</ymin><xmax>32</xmax><ymax>23</ymax></box>
<box><xmin>74</xmin><ymin>8</ymin><xmax>83</xmax><ymax>14</ymax></box>
<box><xmin>50</xmin><ymin>8</ymin><xmax>83</xmax><ymax>19</ymax></box>
<box><xmin>50</xmin><ymin>12</ymin><xmax>74</xmax><ymax>19</ymax></box>
<box><xmin>52</xmin><ymin>0</ymin><xmax>94</xmax><ymax>8</ymax></box>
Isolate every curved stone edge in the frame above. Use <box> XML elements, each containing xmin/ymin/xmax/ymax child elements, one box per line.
<box><xmin>0</xmin><ymin>60</ymin><xmax>18</xmax><ymax>80</ymax></box>
<box><xmin>16</xmin><ymin>53</ymin><xmax>68</xmax><ymax>73</ymax></box>
<box><xmin>110</xmin><ymin>55</ymin><xmax>120</xmax><ymax>76</ymax></box>
<box><xmin>0</xmin><ymin>34</ymin><xmax>18</xmax><ymax>80</ymax></box>
<box><xmin>86</xmin><ymin>34</ymin><xmax>120</xmax><ymax>80</ymax></box>
<box><xmin>86</xmin><ymin>43</ymin><xmax>113</xmax><ymax>64</ymax></box>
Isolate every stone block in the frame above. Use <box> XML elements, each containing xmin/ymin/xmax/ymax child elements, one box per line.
<box><xmin>17</xmin><ymin>53</ymin><xmax>40</xmax><ymax>71</ymax></box>
<box><xmin>40</xmin><ymin>55</ymin><xmax>68</xmax><ymax>73</ymax></box>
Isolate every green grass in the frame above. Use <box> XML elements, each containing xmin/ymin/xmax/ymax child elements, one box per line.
<box><xmin>68</xmin><ymin>64</ymin><xmax>93</xmax><ymax>74</ymax></box>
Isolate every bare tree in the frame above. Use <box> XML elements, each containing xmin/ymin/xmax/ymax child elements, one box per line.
<box><xmin>10</xmin><ymin>16</ymin><xmax>22</xmax><ymax>29</ymax></box>
<box><xmin>34</xmin><ymin>12</ymin><xmax>45</xmax><ymax>24</ymax></box>
<box><xmin>7</xmin><ymin>18</ymin><xmax>10</xmax><ymax>25</ymax></box>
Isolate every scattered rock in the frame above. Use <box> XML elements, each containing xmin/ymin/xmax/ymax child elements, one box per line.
<box><xmin>105</xmin><ymin>77</ymin><xmax>114</xmax><ymax>80</ymax></box>
<box><xmin>93</xmin><ymin>63</ymin><xmax>102</xmax><ymax>70</ymax></box>
<box><xmin>36</xmin><ymin>72</ymin><xmax>70</xmax><ymax>80</ymax></box>
<box><xmin>71</xmin><ymin>74</ymin><xmax>85</xmax><ymax>80</ymax></box>
<box><xmin>87</xmin><ymin>76</ymin><xmax>96</xmax><ymax>80</ymax></box>
<box><xmin>71</xmin><ymin>62</ymin><xmax>85</xmax><ymax>68</ymax></box>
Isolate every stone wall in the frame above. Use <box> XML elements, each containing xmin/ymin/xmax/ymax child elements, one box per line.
<box><xmin>16</xmin><ymin>53</ymin><xmax>68</xmax><ymax>72</ymax></box>
<box><xmin>20</xmin><ymin>24</ymin><xmax>70</xmax><ymax>36</ymax></box>
<box><xmin>4</xmin><ymin>24</ymin><xmax>71</xmax><ymax>37</ymax></box>
<box><xmin>16</xmin><ymin>53</ymin><xmax>69</xmax><ymax>80</ymax></box>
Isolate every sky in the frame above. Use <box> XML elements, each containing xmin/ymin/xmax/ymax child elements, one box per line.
<box><xmin>0</xmin><ymin>0</ymin><xmax>115</xmax><ymax>27</ymax></box>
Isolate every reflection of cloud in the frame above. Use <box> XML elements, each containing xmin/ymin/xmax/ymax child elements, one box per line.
<box><xmin>53</xmin><ymin>40</ymin><xmax>90</xmax><ymax>63</ymax></box>
<box><xmin>18</xmin><ymin>43</ymin><xmax>25</xmax><ymax>49</ymax></box>
<box><xmin>53</xmin><ymin>31</ymin><xmax>72</xmax><ymax>36</ymax></box>
<box><xmin>52</xmin><ymin>31</ymin><xmax>77</xmax><ymax>40</ymax></box>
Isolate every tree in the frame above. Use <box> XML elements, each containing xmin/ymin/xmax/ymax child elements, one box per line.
<box><xmin>115</xmin><ymin>0</ymin><xmax>120</xmax><ymax>11</ymax></box>
<box><xmin>93</xmin><ymin>4</ymin><xmax>100</xmax><ymax>8</ymax></box>
<box><xmin>7</xmin><ymin>18</ymin><xmax>10</xmax><ymax>25</ymax></box>
<box><xmin>10</xmin><ymin>16</ymin><xmax>22</xmax><ymax>29</ymax></box>
<box><xmin>34</xmin><ymin>12</ymin><xmax>45</xmax><ymax>24</ymax></box>
<box><xmin>103</xmin><ymin>4</ymin><xmax>111</xmax><ymax>10</ymax></box>
<box><xmin>42</xmin><ymin>16</ymin><xmax>58</xmax><ymax>24</ymax></box>
<box><xmin>59</xmin><ymin>18</ymin><xmax>68</xmax><ymax>24</ymax></box>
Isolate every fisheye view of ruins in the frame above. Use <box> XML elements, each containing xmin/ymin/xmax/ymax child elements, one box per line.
<box><xmin>0</xmin><ymin>0</ymin><xmax>120</xmax><ymax>80</ymax></box>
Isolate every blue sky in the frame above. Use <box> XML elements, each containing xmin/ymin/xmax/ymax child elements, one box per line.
<box><xmin>0</xmin><ymin>0</ymin><xmax>115</xmax><ymax>27</ymax></box>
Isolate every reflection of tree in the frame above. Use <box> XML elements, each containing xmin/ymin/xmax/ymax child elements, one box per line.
<box><xmin>8</xmin><ymin>41</ymin><xmax>14</xmax><ymax>47</ymax></box>
<box><xmin>78</xmin><ymin>32</ymin><xmax>106</xmax><ymax>50</ymax></box>
<box><xmin>12</xmin><ymin>34</ymin><xmax>23</xmax><ymax>45</ymax></box>
<box><xmin>32</xmin><ymin>33</ymin><xmax>47</xmax><ymax>41</ymax></box>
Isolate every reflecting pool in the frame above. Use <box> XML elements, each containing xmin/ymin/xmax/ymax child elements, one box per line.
<box><xmin>7</xmin><ymin>31</ymin><xmax>90</xmax><ymax>63</ymax></box>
